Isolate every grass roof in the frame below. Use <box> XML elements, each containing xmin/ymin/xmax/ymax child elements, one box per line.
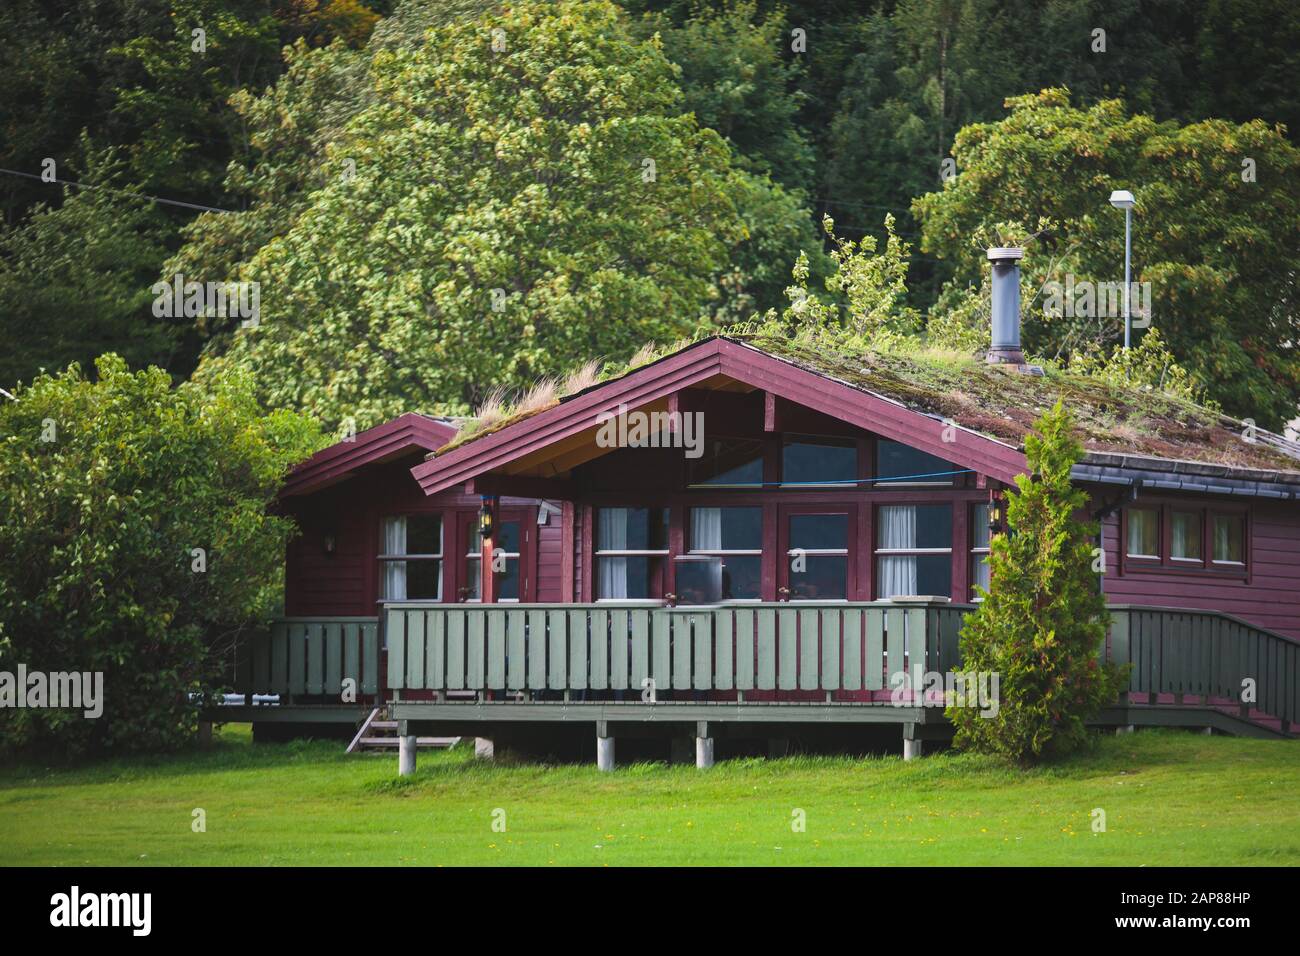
<box><xmin>438</xmin><ymin>331</ymin><xmax>1300</xmax><ymax>477</ymax></box>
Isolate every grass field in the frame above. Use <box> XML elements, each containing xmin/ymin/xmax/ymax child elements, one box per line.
<box><xmin>0</xmin><ymin>726</ymin><xmax>1296</xmax><ymax>866</ymax></box>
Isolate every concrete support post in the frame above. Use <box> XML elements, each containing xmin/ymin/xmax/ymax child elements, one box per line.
<box><xmin>398</xmin><ymin>734</ymin><xmax>417</xmax><ymax>776</ymax></box>
<box><xmin>695</xmin><ymin>736</ymin><xmax>714</xmax><ymax>769</ymax></box>
<box><xmin>1115</xmin><ymin>724</ymin><xmax>1135</xmax><ymax>735</ymax></box>
<box><xmin>1201</xmin><ymin>726</ymin><xmax>1214</xmax><ymax>736</ymax></box>
<box><xmin>474</xmin><ymin>737</ymin><xmax>495</xmax><ymax>760</ymax></box>
<box><xmin>596</xmin><ymin>735</ymin><xmax>615</xmax><ymax>772</ymax></box>
<box><xmin>902</xmin><ymin>738</ymin><xmax>923</xmax><ymax>761</ymax></box>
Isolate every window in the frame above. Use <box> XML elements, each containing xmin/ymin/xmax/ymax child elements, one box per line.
<box><xmin>970</xmin><ymin>502</ymin><xmax>992</xmax><ymax>600</ymax></box>
<box><xmin>782</xmin><ymin>436</ymin><xmax>856</xmax><ymax>486</ymax></box>
<box><xmin>1125</xmin><ymin>508</ymin><xmax>1159</xmax><ymax>559</ymax></box>
<box><xmin>379</xmin><ymin>514</ymin><xmax>442</xmax><ymax>601</ymax></box>
<box><xmin>876</xmin><ymin>504</ymin><xmax>952</xmax><ymax>598</ymax></box>
<box><xmin>1213</xmin><ymin>514</ymin><xmax>1245</xmax><ymax>565</ymax></box>
<box><xmin>1171</xmin><ymin>510</ymin><xmax>1203</xmax><ymax>561</ymax></box>
<box><xmin>464</xmin><ymin>519</ymin><xmax>522</xmax><ymax>601</ymax></box>
<box><xmin>875</xmin><ymin>440</ymin><xmax>954</xmax><ymax>486</ymax></box>
<box><xmin>676</xmin><ymin>506</ymin><xmax>762</xmax><ymax>604</ymax></box>
<box><xmin>595</xmin><ymin>507</ymin><xmax>669</xmax><ymax>600</ymax></box>
<box><xmin>786</xmin><ymin>513</ymin><xmax>849</xmax><ymax>599</ymax></box>
<box><xmin>687</xmin><ymin>437</ymin><xmax>764</xmax><ymax>487</ymax></box>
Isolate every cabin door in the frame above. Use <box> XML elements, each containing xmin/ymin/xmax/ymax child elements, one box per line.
<box><xmin>455</xmin><ymin>509</ymin><xmax>531</xmax><ymax>602</ymax></box>
<box><xmin>775</xmin><ymin>504</ymin><xmax>858</xmax><ymax>602</ymax></box>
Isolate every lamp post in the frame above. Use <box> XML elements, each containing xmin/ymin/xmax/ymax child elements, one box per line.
<box><xmin>1109</xmin><ymin>189</ymin><xmax>1136</xmax><ymax>349</ymax></box>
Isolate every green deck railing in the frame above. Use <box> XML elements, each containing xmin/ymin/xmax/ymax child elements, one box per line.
<box><xmin>234</xmin><ymin>616</ymin><xmax>380</xmax><ymax>700</ymax></box>
<box><xmin>383</xmin><ymin>602</ymin><xmax>968</xmax><ymax>696</ymax></box>
<box><xmin>1109</xmin><ymin>606</ymin><xmax>1298</xmax><ymax>727</ymax></box>
<box><xmin>381</xmin><ymin>602</ymin><xmax>1297</xmax><ymax>728</ymax></box>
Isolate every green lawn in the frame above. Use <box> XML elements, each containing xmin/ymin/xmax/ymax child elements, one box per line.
<box><xmin>1</xmin><ymin>726</ymin><xmax>1296</xmax><ymax>865</ymax></box>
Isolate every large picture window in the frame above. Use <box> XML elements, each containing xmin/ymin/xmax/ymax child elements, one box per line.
<box><xmin>686</xmin><ymin>437</ymin><xmax>764</xmax><ymax>487</ymax></box>
<box><xmin>876</xmin><ymin>440</ymin><xmax>954</xmax><ymax>486</ymax></box>
<box><xmin>876</xmin><ymin>504</ymin><xmax>952</xmax><ymax>598</ymax></box>
<box><xmin>595</xmin><ymin>507</ymin><xmax>669</xmax><ymax>600</ymax></box>
<box><xmin>379</xmin><ymin>514</ymin><xmax>442</xmax><ymax>601</ymax></box>
<box><xmin>785</xmin><ymin>512</ymin><xmax>850</xmax><ymax>600</ymax></box>
<box><xmin>676</xmin><ymin>506</ymin><xmax>762</xmax><ymax>604</ymax></box>
<box><xmin>782</xmin><ymin>436</ymin><xmax>856</xmax><ymax>487</ymax></box>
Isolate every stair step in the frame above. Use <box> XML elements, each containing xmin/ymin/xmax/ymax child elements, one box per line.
<box><xmin>357</xmin><ymin>736</ymin><xmax>459</xmax><ymax>748</ymax></box>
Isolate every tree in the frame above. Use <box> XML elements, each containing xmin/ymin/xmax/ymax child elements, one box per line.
<box><xmin>188</xmin><ymin>0</ymin><xmax>795</xmax><ymax>428</ymax></box>
<box><xmin>0</xmin><ymin>149</ymin><xmax>175</xmax><ymax>389</ymax></box>
<box><xmin>0</xmin><ymin>356</ymin><xmax>323</xmax><ymax>756</ymax></box>
<box><xmin>947</xmin><ymin>400</ymin><xmax>1126</xmax><ymax>762</ymax></box>
<box><xmin>914</xmin><ymin>88</ymin><xmax>1300</xmax><ymax>428</ymax></box>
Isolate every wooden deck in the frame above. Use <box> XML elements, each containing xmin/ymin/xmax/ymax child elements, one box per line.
<box><xmin>204</xmin><ymin>602</ymin><xmax>1298</xmax><ymax>766</ymax></box>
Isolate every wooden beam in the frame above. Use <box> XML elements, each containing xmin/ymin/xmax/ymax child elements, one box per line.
<box><xmin>764</xmin><ymin>391</ymin><xmax>777</xmax><ymax>432</ymax></box>
<box><xmin>467</xmin><ymin>475</ymin><xmax>576</xmax><ymax>499</ymax></box>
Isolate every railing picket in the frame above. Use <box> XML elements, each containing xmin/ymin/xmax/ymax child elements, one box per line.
<box><xmin>547</xmin><ymin>609</ymin><xmax>567</xmax><ymax>690</ymax></box>
<box><xmin>885</xmin><ymin>608</ymin><xmax>905</xmax><ymax>692</ymax></box>
<box><xmin>693</xmin><ymin>612</ymin><xmax>713</xmax><ymax>691</ymax></box>
<box><xmin>270</xmin><ymin>622</ymin><xmax>288</xmax><ymax>693</ymax></box>
<box><xmin>626</xmin><ymin>608</ymin><xmax>647</xmax><ymax>691</ymax></box>
<box><xmin>777</xmin><ymin>608</ymin><xmax>798</xmax><ymax>691</ymax></box>
<box><xmin>488</xmin><ymin>609</ymin><xmax>506</xmax><ymax>690</ymax></box>
<box><xmin>305</xmin><ymin>623</ymin><xmax>324</xmax><ymax>695</ymax></box>
<box><xmin>756</xmin><ymin>608</ymin><xmax>776</xmax><ymax>690</ymax></box>
<box><xmin>579</xmin><ymin>608</ymin><xmax>598</xmax><ymax>691</ymax></box>
<box><xmin>506</xmin><ymin>609</ymin><xmax>525</xmax><ymax>690</ymax></box>
<box><xmin>799</xmin><ymin>609</ymin><xmax>819</xmax><ymax>691</ymax></box>
<box><xmin>361</xmin><ymin>622</ymin><xmax>378</xmax><ymax>696</ymax></box>
<box><xmin>428</xmin><ymin>611</ymin><xmax>445</xmax><ymax>690</ymax></box>
<box><xmin>736</xmin><ymin>609</ymin><xmax>755</xmax><ymax>691</ymax></box>
<box><xmin>288</xmin><ymin>623</ymin><xmax>308</xmax><ymax>695</ymax></box>
<box><xmin>841</xmin><ymin>608</ymin><xmax>862</xmax><ymax>691</ymax></box>
<box><xmin>672</xmin><ymin>613</ymin><xmax>692</xmax><ymax>691</ymax></box>
<box><xmin>591</xmin><ymin>608</ymin><xmax>610</xmax><ymax>690</ymax></box>
<box><xmin>324</xmin><ymin>622</ymin><xmax>343</xmax><ymax>696</ymax></box>
<box><xmin>715</xmin><ymin>609</ymin><xmax>734</xmax><ymax>691</ymax></box>
<box><xmin>467</xmin><ymin>609</ymin><xmax>486</xmax><ymax>690</ymax></box>
<box><xmin>527</xmin><ymin>609</ymin><xmax>547</xmax><ymax>691</ymax></box>
<box><xmin>252</xmin><ymin>629</ymin><xmax>271</xmax><ymax>694</ymax></box>
<box><xmin>406</xmin><ymin>610</ymin><xmax>426</xmax><ymax>690</ymax></box>
<box><xmin>651</xmin><ymin>610</ymin><xmax>671</xmax><ymax>695</ymax></box>
<box><xmin>865</xmin><ymin>608</ymin><xmax>884</xmax><ymax>691</ymax></box>
<box><xmin>446</xmin><ymin>610</ymin><xmax>466</xmax><ymax>690</ymax></box>
<box><xmin>820</xmin><ymin>609</ymin><xmax>841</xmax><ymax>692</ymax></box>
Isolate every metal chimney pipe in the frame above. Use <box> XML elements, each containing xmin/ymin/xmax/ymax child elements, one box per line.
<box><xmin>986</xmin><ymin>247</ymin><xmax>1026</xmax><ymax>365</ymax></box>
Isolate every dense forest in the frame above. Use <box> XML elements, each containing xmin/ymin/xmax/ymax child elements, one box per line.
<box><xmin>1</xmin><ymin>0</ymin><xmax>1297</xmax><ymax>427</ymax></box>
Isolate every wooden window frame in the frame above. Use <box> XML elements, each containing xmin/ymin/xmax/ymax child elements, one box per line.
<box><xmin>376</xmin><ymin>512</ymin><xmax>445</xmax><ymax>604</ymax></box>
<box><xmin>1120</xmin><ymin>500</ymin><xmax>1250</xmax><ymax>580</ymax></box>
<box><xmin>592</xmin><ymin>504</ymin><xmax>671</xmax><ymax>603</ymax></box>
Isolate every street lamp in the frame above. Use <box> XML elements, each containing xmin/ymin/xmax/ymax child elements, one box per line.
<box><xmin>1109</xmin><ymin>189</ymin><xmax>1136</xmax><ymax>349</ymax></box>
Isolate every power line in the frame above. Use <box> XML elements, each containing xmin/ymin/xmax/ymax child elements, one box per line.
<box><xmin>0</xmin><ymin>167</ymin><xmax>231</xmax><ymax>214</ymax></box>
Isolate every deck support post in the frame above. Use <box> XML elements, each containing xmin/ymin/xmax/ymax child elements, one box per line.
<box><xmin>474</xmin><ymin>737</ymin><xmax>495</xmax><ymax>760</ymax></box>
<box><xmin>596</xmin><ymin>720</ymin><xmax>614</xmax><ymax>772</ymax></box>
<box><xmin>902</xmin><ymin>738</ymin><xmax>923</xmax><ymax>760</ymax></box>
<box><xmin>398</xmin><ymin>729</ymin><xmax>417</xmax><ymax>777</ymax></box>
<box><xmin>1201</xmin><ymin>726</ymin><xmax>1214</xmax><ymax>736</ymax></box>
<box><xmin>695</xmin><ymin>721</ymin><xmax>714</xmax><ymax>769</ymax></box>
<box><xmin>1115</xmin><ymin>724</ymin><xmax>1135</xmax><ymax>735</ymax></box>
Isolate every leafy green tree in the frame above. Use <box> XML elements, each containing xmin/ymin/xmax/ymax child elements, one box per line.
<box><xmin>948</xmin><ymin>400</ymin><xmax>1126</xmax><ymax>763</ymax></box>
<box><xmin>0</xmin><ymin>356</ymin><xmax>323</xmax><ymax>756</ymax></box>
<box><xmin>914</xmin><ymin>88</ymin><xmax>1300</xmax><ymax>428</ymax></box>
<box><xmin>190</xmin><ymin>0</ymin><xmax>790</xmax><ymax>427</ymax></box>
<box><xmin>0</xmin><ymin>149</ymin><xmax>175</xmax><ymax>389</ymax></box>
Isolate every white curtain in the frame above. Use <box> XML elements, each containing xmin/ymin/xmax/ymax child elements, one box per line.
<box><xmin>691</xmin><ymin>507</ymin><xmax>723</xmax><ymax>550</ymax></box>
<box><xmin>1171</xmin><ymin>512</ymin><xmax>1199</xmax><ymax>558</ymax></box>
<box><xmin>383</xmin><ymin>516</ymin><xmax>407</xmax><ymax>600</ymax></box>
<box><xmin>598</xmin><ymin>508</ymin><xmax>628</xmax><ymax>599</ymax></box>
<box><xmin>878</xmin><ymin>506</ymin><xmax>918</xmax><ymax>598</ymax></box>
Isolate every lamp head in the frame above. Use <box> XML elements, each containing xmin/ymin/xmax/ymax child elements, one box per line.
<box><xmin>1109</xmin><ymin>189</ymin><xmax>1136</xmax><ymax>210</ymax></box>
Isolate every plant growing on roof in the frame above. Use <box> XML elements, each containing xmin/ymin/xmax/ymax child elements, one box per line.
<box><xmin>947</xmin><ymin>399</ymin><xmax>1127</xmax><ymax>763</ymax></box>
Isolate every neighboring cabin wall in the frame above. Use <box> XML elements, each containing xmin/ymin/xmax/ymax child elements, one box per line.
<box><xmin>1099</xmin><ymin>494</ymin><xmax>1300</xmax><ymax>640</ymax></box>
<box><xmin>282</xmin><ymin>455</ymin><xmax>557</xmax><ymax>615</ymax></box>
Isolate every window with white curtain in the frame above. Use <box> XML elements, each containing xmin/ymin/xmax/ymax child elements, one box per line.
<box><xmin>464</xmin><ymin>520</ymin><xmax>522</xmax><ymax>601</ymax></box>
<box><xmin>1171</xmin><ymin>510</ymin><xmax>1203</xmax><ymax>561</ymax></box>
<box><xmin>675</xmin><ymin>506</ymin><xmax>762</xmax><ymax>604</ymax></box>
<box><xmin>1213</xmin><ymin>513</ymin><xmax>1245</xmax><ymax>564</ymax></box>
<box><xmin>379</xmin><ymin>514</ymin><xmax>442</xmax><ymax>601</ymax></box>
<box><xmin>875</xmin><ymin>504</ymin><xmax>952</xmax><ymax>598</ymax></box>
<box><xmin>1126</xmin><ymin>508</ymin><xmax>1159</xmax><ymax>558</ymax></box>
<box><xmin>595</xmin><ymin>507</ymin><xmax>668</xmax><ymax>600</ymax></box>
<box><xmin>970</xmin><ymin>502</ymin><xmax>991</xmax><ymax>600</ymax></box>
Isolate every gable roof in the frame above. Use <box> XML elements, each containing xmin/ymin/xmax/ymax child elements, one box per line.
<box><xmin>280</xmin><ymin>412</ymin><xmax>458</xmax><ymax>498</ymax></box>
<box><xmin>410</xmin><ymin>333</ymin><xmax>1300</xmax><ymax>498</ymax></box>
<box><xmin>410</xmin><ymin>337</ymin><xmax>1028</xmax><ymax>495</ymax></box>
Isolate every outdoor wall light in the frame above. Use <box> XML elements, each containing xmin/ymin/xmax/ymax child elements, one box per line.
<box><xmin>323</xmin><ymin>532</ymin><xmax>336</xmax><ymax>555</ymax></box>
<box><xmin>478</xmin><ymin>501</ymin><xmax>494</xmax><ymax>539</ymax></box>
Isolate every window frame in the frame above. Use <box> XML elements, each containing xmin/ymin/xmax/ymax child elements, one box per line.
<box><xmin>673</xmin><ymin>505</ymin><xmax>763</xmax><ymax>604</ymax></box>
<box><xmin>969</xmin><ymin>502</ymin><xmax>992</xmax><ymax>601</ymax></box>
<box><xmin>1120</xmin><ymin>501</ymin><xmax>1250</xmax><ymax>579</ymax></box>
<box><xmin>377</xmin><ymin>512</ymin><xmax>445</xmax><ymax>603</ymax></box>
<box><xmin>779</xmin><ymin>433</ymin><xmax>860</xmax><ymax>489</ymax></box>
<box><xmin>592</xmin><ymin>505</ymin><xmax>671</xmax><ymax>603</ymax></box>
<box><xmin>873</xmin><ymin>502</ymin><xmax>954</xmax><ymax>600</ymax></box>
<box><xmin>874</xmin><ymin>438</ymin><xmax>956</xmax><ymax>489</ymax></box>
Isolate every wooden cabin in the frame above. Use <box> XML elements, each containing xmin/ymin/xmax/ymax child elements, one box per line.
<box><xmin>228</xmin><ymin>253</ymin><xmax>1300</xmax><ymax>765</ymax></box>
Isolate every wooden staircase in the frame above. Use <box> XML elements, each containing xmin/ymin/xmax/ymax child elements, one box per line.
<box><xmin>346</xmin><ymin>707</ymin><xmax>460</xmax><ymax>754</ymax></box>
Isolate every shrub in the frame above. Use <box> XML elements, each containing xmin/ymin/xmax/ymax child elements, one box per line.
<box><xmin>947</xmin><ymin>399</ymin><xmax>1127</xmax><ymax>762</ymax></box>
<box><xmin>0</xmin><ymin>355</ymin><xmax>322</xmax><ymax>756</ymax></box>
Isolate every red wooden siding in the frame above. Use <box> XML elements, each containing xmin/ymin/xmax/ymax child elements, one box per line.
<box><xmin>1099</xmin><ymin>494</ymin><xmax>1300</xmax><ymax>640</ymax></box>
